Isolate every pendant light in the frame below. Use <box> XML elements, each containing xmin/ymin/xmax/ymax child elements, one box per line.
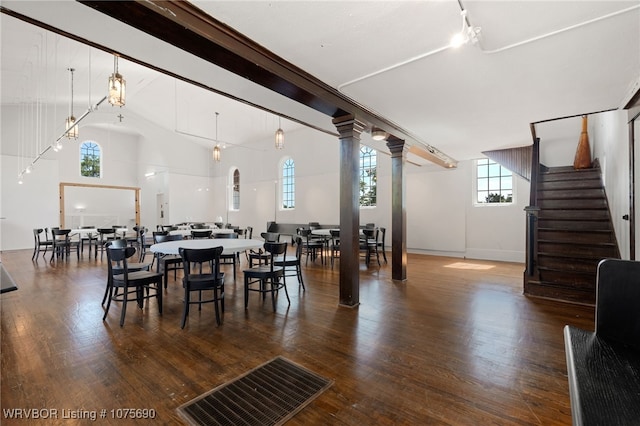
<box><xmin>65</xmin><ymin>68</ymin><xmax>78</xmax><ymax>140</ymax></box>
<box><xmin>108</xmin><ymin>55</ymin><xmax>126</xmax><ymax>107</ymax></box>
<box><xmin>275</xmin><ymin>116</ymin><xmax>284</xmax><ymax>149</ymax></box>
<box><xmin>213</xmin><ymin>112</ymin><xmax>221</xmax><ymax>162</ymax></box>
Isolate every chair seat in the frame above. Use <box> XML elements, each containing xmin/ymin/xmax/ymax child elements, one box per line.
<box><xmin>113</xmin><ymin>269</ymin><xmax>162</xmax><ymax>284</ymax></box>
<box><xmin>183</xmin><ymin>272</ymin><xmax>225</xmax><ymax>291</ymax></box>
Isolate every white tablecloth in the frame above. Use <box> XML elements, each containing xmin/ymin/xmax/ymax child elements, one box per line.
<box><xmin>150</xmin><ymin>238</ymin><xmax>263</xmax><ymax>255</ymax></box>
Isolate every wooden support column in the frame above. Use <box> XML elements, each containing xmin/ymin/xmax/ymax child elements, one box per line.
<box><xmin>386</xmin><ymin>137</ymin><xmax>408</xmax><ymax>281</ymax></box>
<box><xmin>333</xmin><ymin>114</ymin><xmax>366</xmax><ymax>307</ymax></box>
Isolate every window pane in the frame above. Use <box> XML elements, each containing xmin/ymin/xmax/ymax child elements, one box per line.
<box><xmin>282</xmin><ymin>158</ymin><xmax>295</xmax><ymax>209</ymax></box>
<box><xmin>80</xmin><ymin>141</ymin><xmax>101</xmax><ymax>178</ymax></box>
<box><xmin>359</xmin><ymin>145</ymin><xmax>377</xmax><ymax>207</ymax></box>
<box><xmin>475</xmin><ymin>158</ymin><xmax>513</xmax><ymax>204</ymax></box>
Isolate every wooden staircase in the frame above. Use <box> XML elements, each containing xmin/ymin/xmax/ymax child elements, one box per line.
<box><xmin>524</xmin><ymin>166</ymin><xmax>620</xmax><ymax>305</ymax></box>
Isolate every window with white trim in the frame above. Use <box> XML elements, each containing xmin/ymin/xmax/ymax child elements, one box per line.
<box><xmin>359</xmin><ymin>145</ymin><xmax>377</xmax><ymax>207</ymax></box>
<box><xmin>231</xmin><ymin>168</ymin><xmax>240</xmax><ymax>210</ymax></box>
<box><xmin>80</xmin><ymin>141</ymin><xmax>101</xmax><ymax>178</ymax></box>
<box><xmin>282</xmin><ymin>158</ymin><xmax>295</xmax><ymax>209</ymax></box>
<box><xmin>476</xmin><ymin>158</ymin><xmax>513</xmax><ymax>204</ymax></box>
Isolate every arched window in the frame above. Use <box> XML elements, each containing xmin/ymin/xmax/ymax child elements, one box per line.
<box><xmin>80</xmin><ymin>141</ymin><xmax>101</xmax><ymax>178</ymax></box>
<box><xmin>231</xmin><ymin>168</ymin><xmax>240</xmax><ymax>210</ymax></box>
<box><xmin>282</xmin><ymin>158</ymin><xmax>295</xmax><ymax>209</ymax></box>
<box><xmin>359</xmin><ymin>145</ymin><xmax>377</xmax><ymax>206</ymax></box>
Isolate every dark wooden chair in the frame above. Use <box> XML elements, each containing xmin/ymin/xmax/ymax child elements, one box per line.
<box><xmin>79</xmin><ymin>226</ymin><xmax>98</xmax><ymax>256</ymax></box>
<box><xmin>243</xmin><ymin>242</ymin><xmax>289</xmax><ymax>312</ymax></box>
<box><xmin>32</xmin><ymin>228</ymin><xmax>53</xmax><ymax>260</ymax></box>
<box><xmin>101</xmin><ymin>239</ymin><xmax>152</xmax><ymax>306</ymax></box>
<box><xmin>360</xmin><ymin>228</ymin><xmax>380</xmax><ymax>266</ymax></box>
<box><xmin>299</xmin><ymin>228</ymin><xmax>324</xmax><ymax>265</ymax></box>
<box><xmin>377</xmin><ymin>227</ymin><xmax>388</xmax><ymax>263</ymax></box>
<box><xmin>564</xmin><ymin>259</ymin><xmax>640</xmax><ymax>425</ymax></box>
<box><xmin>191</xmin><ymin>229</ymin><xmax>212</xmax><ymax>239</ymax></box>
<box><xmin>95</xmin><ymin>228</ymin><xmax>116</xmax><ymax>260</ymax></box>
<box><xmin>248</xmin><ymin>232</ymin><xmax>280</xmax><ymax>267</ymax></box>
<box><xmin>179</xmin><ymin>246</ymin><xmax>225</xmax><ymax>328</ymax></box>
<box><xmin>104</xmin><ymin>246</ymin><xmax>162</xmax><ymax>327</ymax></box>
<box><xmin>273</xmin><ymin>236</ymin><xmax>305</xmax><ymax>290</ymax></box>
<box><xmin>154</xmin><ymin>233</ymin><xmax>184</xmax><ymax>288</ymax></box>
<box><xmin>50</xmin><ymin>228</ymin><xmax>80</xmax><ymax>261</ymax></box>
<box><xmin>213</xmin><ymin>233</ymin><xmax>238</xmax><ymax>280</ymax></box>
<box><xmin>329</xmin><ymin>229</ymin><xmax>341</xmax><ymax>269</ymax></box>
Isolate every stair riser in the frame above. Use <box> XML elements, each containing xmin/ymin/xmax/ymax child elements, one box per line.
<box><xmin>538</xmin><ymin>230</ymin><xmax>614</xmax><ymax>244</ymax></box>
<box><xmin>538</xmin><ymin>179</ymin><xmax>602</xmax><ymax>190</ymax></box>
<box><xmin>538</xmin><ymin>220</ymin><xmax>611</xmax><ymax>231</ymax></box>
<box><xmin>524</xmin><ymin>281</ymin><xmax>595</xmax><ymax>305</ymax></box>
<box><xmin>538</xmin><ymin>270</ymin><xmax>596</xmax><ymax>287</ymax></box>
<box><xmin>540</xmin><ymin>171</ymin><xmax>600</xmax><ymax>182</ymax></box>
<box><xmin>538</xmin><ymin>242</ymin><xmax>618</xmax><ymax>258</ymax></box>
<box><xmin>537</xmin><ymin>256</ymin><xmax>599</xmax><ymax>273</ymax></box>
<box><xmin>538</xmin><ymin>210</ymin><xmax>610</xmax><ymax>220</ymax></box>
<box><xmin>538</xmin><ymin>199</ymin><xmax>608</xmax><ymax>209</ymax></box>
<box><xmin>537</xmin><ymin>189</ymin><xmax>605</xmax><ymax>199</ymax></box>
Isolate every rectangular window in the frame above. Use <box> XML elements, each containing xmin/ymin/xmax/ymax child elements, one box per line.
<box><xmin>476</xmin><ymin>158</ymin><xmax>513</xmax><ymax>204</ymax></box>
<box><xmin>282</xmin><ymin>158</ymin><xmax>295</xmax><ymax>209</ymax></box>
<box><xmin>360</xmin><ymin>145</ymin><xmax>377</xmax><ymax>207</ymax></box>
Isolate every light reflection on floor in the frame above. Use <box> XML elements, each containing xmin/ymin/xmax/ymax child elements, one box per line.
<box><xmin>444</xmin><ymin>262</ymin><xmax>495</xmax><ymax>270</ymax></box>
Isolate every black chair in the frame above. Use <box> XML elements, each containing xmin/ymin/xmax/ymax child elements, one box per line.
<box><xmin>32</xmin><ymin>228</ymin><xmax>53</xmax><ymax>260</ymax></box>
<box><xmin>191</xmin><ymin>229</ymin><xmax>212</xmax><ymax>239</ymax></box>
<box><xmin>79</xmin><ymin>226</ymin><xmax>98</xmax><ymax>256</ymax></box>
<box><xmin>329</xmin><ymin>229</ymin><xmax>341</xmax><ymax>269</ymax></box>
<box><xmin>154</xmin><ymin>233</ymin><xmax>184</xmax><ymax>288</ymax></box>
<box><xmin>101</xmin><ymin>239</ymin><xmax>153</xmax><ymax>306</ymax></box>
<box><xmin>138</xmin><ymin>228</ymin><xmax>154</xmax><ymax>263</ymax></box>
<box><xmin>214</xmin><ymin>233</ymin><xmax>238</xmax><ymax>280</ymax></box>
<box><xmin>273</xmin><ymin>236</ymin><xmax>305</xmax><ymax>290</ymax></box>
<box><xmin>248</xmin><ymin>232</ymin><xmax>280</xmax><ymax>267</ymax></box>
<box><xmin>50</xmin><ymin>228</ymin><xmax>80</xmax><ymax>261</ymax></box>
<box><xmin>299</xmin><ymin>228</ymin><xmax>324</xmax><ymax>265</ymax></box>
<box><xmin>360</xmin><ymin>228</ymin><xmax>380</xmax><ymax>266</ymax></box>
<box><xmin>95</xmin><ymin>228</ymin><xmax>116</xmax><ymax>260</ymax></box>
<box><xmin>378</xmin><ymin>227</ymin><xmax>388</xmax><ymax>263</ymax></box>
<box><xmin>104</xmin><ymin>246</ymin><xmax>163</xmax><ymax>327</ymax></box>
<box><xmin>243</xmin><ymin>241</ymin><xmax>289</xmax><ymax>311</ymax></box>
<box><xmin>179</xmin><ymin>246</ymin><xmax>225</xmax><ymax>328</ymax></box>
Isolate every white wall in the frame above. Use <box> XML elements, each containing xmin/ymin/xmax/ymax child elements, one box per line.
<box><xmin>592</xmin><ymin>110</ymin><xmax>631</xmax><ymax>259</ymax></box>
<box><xmin>1</xmin><ymin>102</ymin><xmax>531</xmax><ymax>262</ymax></box>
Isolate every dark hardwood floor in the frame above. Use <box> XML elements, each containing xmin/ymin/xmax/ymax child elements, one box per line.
<box><xmin>1</xmin><ymin>248</ymin><xmax>594</xmax><ymax>425</ymax></box>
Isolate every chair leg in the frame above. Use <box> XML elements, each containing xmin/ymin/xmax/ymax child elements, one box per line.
<box><xmin>156</xmin><ymin>281</ymin><xmax>162</xmax><ymax>315</ymax></box>
<box><xmin>213</xmin><ymin>287</ymin><xmax>222</xmax><ymax>326</ymax></box>
<box><xmin>103</xmin><ymin>285</ymin><xmax>114</xmax><ymax>321</ymax></box>
<box><xmin>244</xmin><ymin>276</ymin><xmax>249</xmax><ymax>309</ymax></box>
<box><xmin>102</xmin><ymin>277</ymin><xmax>111</xmax><ymax>306</ymax></box>
<box><xmin>181</xmin><ymin>289</ymin><xmax>190</xmax><ymax>329</ymax></box>
<box><xmin>297</xmin><ymin>265</ymin><xmax>305</xmax><ymax>290</ymax></box>
<box><xmin>119</xmin><ymin>286</ymin><xmax>128</xmax><ymax>327</ymax></box>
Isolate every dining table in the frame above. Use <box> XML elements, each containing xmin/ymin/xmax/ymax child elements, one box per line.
<box><xmin>169</xmin><ymin>228</ymin><xmax>236</xmax><ymax>238</ymax></box>
<box><xmin>150</xmin><ymin>238</ymin><xmax>263</xmax><ymax>256</ymax></box>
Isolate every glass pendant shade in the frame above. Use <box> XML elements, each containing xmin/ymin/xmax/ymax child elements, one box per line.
<box><xmin>108</xmin><ymin>72</ymin><xmax>126</xmax><ymax>107</ymax></box>
<box><xmin>65</xmin><ymin>116</ymin><xmax>78</xmax><ymax>139</ymax></box>
<box><xmin>275</xmin><ymin>128</ymin><xmax>284</xmax><ymax>149</ymax></box>
<box><xmin>213</xmin><ymin>145</ymin><xmax>221</xmax><ymax>162</ymax></box>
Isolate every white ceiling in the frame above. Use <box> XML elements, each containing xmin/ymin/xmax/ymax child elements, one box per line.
<box><xmin>2</xmin><ymin>0</ymin><xmax>639</xmax><ymax>167</ymax></box>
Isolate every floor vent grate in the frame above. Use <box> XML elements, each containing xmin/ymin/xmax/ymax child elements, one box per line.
<box><xmin>177</xmin><ymin>356</ymin><xmax>332</xmax><ymax>426</ymax></box>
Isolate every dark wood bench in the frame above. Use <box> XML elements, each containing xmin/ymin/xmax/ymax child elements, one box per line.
<box><xmin>563</xmin><ymin>259</ymin><xmax>640</xmax><ymax>426</ymax></box>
